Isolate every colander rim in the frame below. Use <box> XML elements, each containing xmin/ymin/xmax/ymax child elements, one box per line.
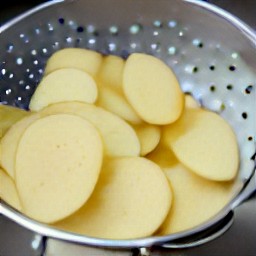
<box><xmin>0</xmin><ymin>0</ymin><xmax>255</xmax><ymax>249</ymax></box>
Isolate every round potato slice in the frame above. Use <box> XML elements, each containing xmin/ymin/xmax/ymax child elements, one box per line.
<box><xmin>133</xmin><ymin>123</ymin><xmax>161</xmax><ymax>156</ymax></box>
<box><xmin>15</xmin><ymin>114</ymin><xmax>103</xmax><ymax>223</ymax></box>
<box><xmin>146</xmin><ymin>143</ymin><xmax>178</xmax><ymax>169</ymax></box>
<box><xmin>123</xmin><ymin>53</ymin><xmax>184</xmax><ymax>125</ymax></box>
<box><xmin>55</xmin><ymin>157</ymin><xmax>172</xmax><ymax>239</ymax></box>
<box><xmin>159</xmin><ymin>164</ymin><xmax>237</xmax><ymax>234</ymax></box>
<box><xmin>97</xmin><ymin>86</ymin><xmax>142</xmax><ymax>124</ymax></box>
<box><xmin>163</xmin><ymin>108</ymin><xmax>239</xmax><ymax>181</ymax></box>
<box><xmin>0</xmin><ymin>104</ymin><xmax>29</xmax><ymax>139</ymax></box>
<box><xmin>40</xmin><ymin>102</ymin><xmax>140</xmax><ymax>157</ymax></box>
<box><xmin>44</xmin><ymin>48</ymin><xmax>102</xmax><ymax>76</ymax></box>
<box><xmin>29</xmin><ymin>68</ymin><xmax>98</xmax><ymax>111</ymax></box>
<box><xmin>0</xmin><ymin>113</ymin><xmax>41</xmax><ymax>179</ymax></box>
<box><xmin>185</xmin><ymin>94</ymin><xmax>200</xmax><ymax>109</ymax></box>
<box><xmin>97</xmin><ymin>55</ymin><xmax>125</xmax><ymax>90</ymax></box>
<box><xmin>0</xmin><ymin>168</ymin><xmax>22</xmax><ymax>211</ymax></box>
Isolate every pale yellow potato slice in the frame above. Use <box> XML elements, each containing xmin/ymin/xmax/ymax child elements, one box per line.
<box><xmin>97</xmin><ymin>55</ymin><xmax>125</xmax><ymax>90</ymax></box>
<box><xmin>44</xmin><ymin>48</ymin><xmax>102</xmax><ymax>76</ymax></box>
<box><xmin>96</xmin><ymin>86</ymin><xmax>142</xmax><ymax>124</ymax></box>
<box><xmin>0</xmin><ymin>104</ymin><xmax>29</xmax><ymax>138</ymax></box>
<box><xmin>29</xmin><ymin>68</ymin><xmax>98</xmax><ymax>111</ymax></box>
<box><xmin>40</xmin><ymin>102</ymin><xmax>140</xmax><ymax>157</ymax></box>
<box><xmin>163</xmin><ymin>108</ymin><xmax>239</xmax><ymax>181</ymax></box>
<box><xmin>185</xmin><ymin>94</ymin><xmax>200</xmax><ymax>109</ymax></box>
<box><xmin>146</xmin><ymin>142</ymin><xmax>178</xmax><ymax>168</ymax></box>
<box><xmin>55</xmin><ymin>157</ymin><xmax>172</xmax><ymax>239</ymax></box>
<box><xmin>133</xmin><ymin>123</ymin><xmax>161</xmax><ymax>156</ymax></box>
<box><xmin>0</xmin><ymin>168</ymin><xmax>22</xmax><ymax>211</ymax></box>
<box><xmin>159</xmin><ymin>164</ymin><xmax>236</xmax><ymax>234</ymax></box>
<box><xmin>16</xmin><ymin>114</ymin><xmax>103</xmax><ymax>224</ymax></box>
<box><xmin>123</xmin><ymin>53</ymin><xmax>184</xmax><ymax>125</ymax></box>
<box><xmin>0</xmin><ymin>113</ymin><xmax>41</xmax><ymax>179</ymax></box>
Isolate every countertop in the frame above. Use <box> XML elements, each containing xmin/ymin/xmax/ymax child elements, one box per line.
<box><xmin>0</xmin><ymin>1</ymin><xmax>255</xmax><ymax>255</ymax></box>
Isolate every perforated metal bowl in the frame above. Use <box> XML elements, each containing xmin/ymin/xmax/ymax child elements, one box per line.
<box><xmin>0</xmin><ymin>0</ymin><xmax>255</xmax><ymax>254</ymax></box>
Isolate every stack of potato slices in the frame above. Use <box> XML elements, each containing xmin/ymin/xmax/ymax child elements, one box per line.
<box><xmin>0</xmin><ymin>49</ymin><xmax>239</xmax><ymax>239</ymax></box>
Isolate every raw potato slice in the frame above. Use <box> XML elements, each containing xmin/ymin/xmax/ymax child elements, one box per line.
<box><xmin>0</xmin><ymin>168</ymin><xmax>22</xmax><ymax>211</ymax></box>
<box><xmin>40</xmin><ymin>102</ymin><xmax>140</xmax><ymax>157</ymax></box>
<box><xmin>133</xmin><ymin>123</ymin><xmax>161</xmax><ymax>156</ymax></box>
<box><xmin>0</xmin><ymin>104</ymin><xmax>29</xmax><ymax>138</ymax></box>
<box><xmin>15</xmin><ymin>114</ymin><xmax>103</xmax><ymax>224</ymax></box>
<box><xmin>29</xmin><ymin>68</ymin><xmax>98</xmax><ymax>111</ymax></box>
<box><xmin>123</xmin><ymin>53</ymin><xmax>184</xmax><ymax>125</ymax></box>
<box><xmin>146</xmin><ymin>143</ymin><xmax>178</xmax><ymax>168</ymax></box>
<box><xmin>0</xmin><ymin>113</ymin><xmax>41</xmax><ymax>179</ymax></box>
<box><xmin>97</xmin><ymin>86</ymin><xmax>142</xmax><ymax>124</ymax></box>
<box><xmin>44</xmin><ymin>48</ymin><xmax>102</xmax><ymax>76</ymax></box>
<box><xmin>55</xmin><ymin>157</ymin><xmax>172</xmax><ymax>239</ymax></box>
<box><xmin>185</xmin><ymin>94</ymin><xmax>199</xmax><ymax>109</ymax></box>
<box><xmin>97</xmin><ymin>55</ymin><xmax>125</xmax><ymax>90</ymax></box>
<box><xmin>163</xmin><ymin>108</ymin><xmax>239</xmax><ymax>181</ymax></box>
<box><xmin>159</xmin><ymin>164</ymin><xmax>236</xmax><ymax>234</ymax></box>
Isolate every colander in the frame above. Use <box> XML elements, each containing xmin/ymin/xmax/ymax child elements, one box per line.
<box><xmin>0</xmin><ymin>0</ymin><xmax>255</xmax><ymax>255</ymax></box>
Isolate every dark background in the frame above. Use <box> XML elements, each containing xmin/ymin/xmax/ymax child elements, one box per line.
<box><xmin>0</xmin><ymin>0</ymin><xmax>255</xmax><ymax>29</ymax></box>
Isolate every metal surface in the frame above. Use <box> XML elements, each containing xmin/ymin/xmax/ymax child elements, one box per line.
<box><xmin>0</xmin><ymin>0</ymin><xmax>256</xmax><ymax>255</ymax></box>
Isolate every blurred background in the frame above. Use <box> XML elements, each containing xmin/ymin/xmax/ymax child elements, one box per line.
<box><xmin>0</xmin><ymin>0</ymin><xmax>255</xmax><ymax>29</ymax></box>
<box><xmin>0</xmin><ymin>1</ymin><xmax>255</xmax><ymax>256</ymax></box>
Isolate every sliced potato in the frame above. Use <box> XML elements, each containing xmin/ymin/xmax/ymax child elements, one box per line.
<box><xmin>44</xmin><ymin>48</ymin><xmax>102</xmax><ymax>76</ymax></box>
<box><xmin>159</xmin><ymin>164</ymin><xmax>236</xmax><ymax>234</ymax></box>
<box><xmin>16</xmin><ymin>114</ymin><xmax>103</xmax><ymax>223</ymax></box>
<box><xmin>123</xmin><ymin>53</ymin><xmax>184</xmax><ymax>125</ymax></box>
<box><xmin>97</xmin><ymin>55</ymin><xmax>125</xmax><ymax>90</ymax></box>
<box><xmin>96</xmin><ymin>86</ymin><xmax>142</xmax><ymax>124</ymax></box>
<box><xmin>146</xmin><ymin>143</ymin><xmax>178</xmax><ymax>168</ymax></box>
<box><xmin>0</xmin><ymin>168</ymin><xmax>22</xmax><ymax>211</ymax></box>
<box><xmin>1</xmin><ymin>48</ymin><xmax>239</xmax><ymax>239</ymax></box>
<box><xmin>163</xmin><ymin>108</ymin><xmax>239</xmax><ymax>181</ymax></box>
<box><xmin>0</xmin><ymin>104</ymin><xmax>29</xmax><ymax>138</ymax></box>
<box><xmin>55</xmin><ymin>157</ymin><xmax>172</xmax><ymax>239</ymax></box>
<box><xmin>185</xmin><ymin>94</ymin><xmax>200</xmax><ymax>109</ymax></box>
<box><xmin>133</xmin><ymin>123</ymin><xmax>161</xmax><ymax>156</ymax></box>
<box><xmin>40</xmin><ymin>102</ymin><xmax>140</xmax><ymax>157</ymax></box>
<box><xmin>0</xmin><ymin>113</ymin><xmax>41</xmax><ymax>179</ymax></box>
<box><xmin>29</xmin><ymin>68</ymin><xmax>98</xmax><ymax>111</ymax></box>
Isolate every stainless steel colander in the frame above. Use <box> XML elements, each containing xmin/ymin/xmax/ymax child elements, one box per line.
<box><xmin>0</xmin><ymin>0</ymin><xmax>255</xmax><ymax>254</ymax></box>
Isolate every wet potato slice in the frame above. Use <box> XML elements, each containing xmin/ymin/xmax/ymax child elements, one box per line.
<box><xmin>96</xmin><ymin>85</ymin><xmax>142</xmax><ymax>125</ymax></box>
<box><xmin>185</xmin><ymin>94</ymin><xmax>200</xmax><ymax>109</ymax></box>
<box><xmin>40</xmin><ymin>102</ymin><xmax>140</xmax><ymax>157</ymax></box>
<box><xmin>15</xmin><ymin>114</ymin><xmax>103</xmax><ymax>224</ymax></box>
<box><xmin>0</xmin><ymin>168</ymin><xmax>22</xmax><ymax>211</ymax></box>
<box><xmin>163</xmin><ymin>108</ymin><xmax>239</xmax><ymax>181</ymax></box>
<box><xmin>29</xmin><ymin>68</ymin><xmax>98</xmax><ymax>111</ymax></box>
<box><xmin>0</xmin><ymin>113</ymin><xmax>41</xmax><ymax>179</ymax></box>
<box><xmin>123</xmin><ymin>53</ymin><xmax>184</xmax><ymax>125</ymax></box>
<box><xmin>133</xmin><ymin>123</ymin><xmax>161</xmax><ymax>156</ymax></box>
<box><xmin>0</xmin><ymin>104</ymin><xmax>29</xmax><ymax>139</ymax></box>
<box><xmin>97</xmin><ymin>55</ymin><xmax>125</xmax><ymax>91</ymax></box>
<box><xmin>159</xmin><ymin>164</ymin><xmax>237</xmax><ymax>234</ymax></box>
<box><xmin>146</xmin><ymin>142</ymin><xmax>178</xmax><ymax>169</ymax></box>
<box><xmin>44</xmin><ymin>48</ymin><xmax>102</xmax><ymax>77</ymax></box>
<box><xmin>55</xmin><ymin>157</ymin><xmax>172</xmax><ymax>239</ymax></box>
